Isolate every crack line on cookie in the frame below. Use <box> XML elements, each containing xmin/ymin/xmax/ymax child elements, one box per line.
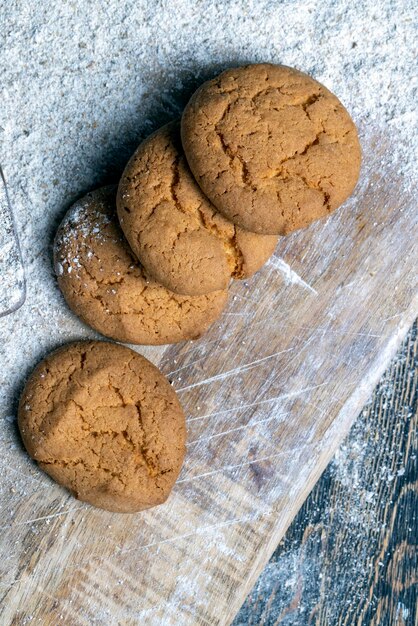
<box><xmin>169</xmin><ymin>153</ymin><xmax>245</xmax><ymax>277</ymax></box>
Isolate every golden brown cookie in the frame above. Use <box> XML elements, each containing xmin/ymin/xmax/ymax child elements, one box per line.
<box><xmin>181</xmin><ymin>63</ymin><xmax>361</xmax><ymax>235</ymax></box>
<box><xmin>116</xmin><ymin>122</ymin><xmax>278</xmax><ymax>296</ymax></box>
<box><xmin>18</xmin><ymin>341</ymin><xmax>186</xmax><ymax>513</ymax></box>
<box><xmin>54</xmin><ymin>187</ymin><xmax>228</xmax><ymax>345</ymax></box>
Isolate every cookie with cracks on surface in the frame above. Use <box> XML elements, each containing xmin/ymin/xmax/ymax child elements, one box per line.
<box><xmin>54</xmin><ymin>186</ymin><xmax>228</xmax><ymax>345</ymax></box>
<box><xmin>181</xmin><ymin>63</ymin><xmax>361</xmax><ymax>235</ymax></box>
<box><xmin>117</xmin><ymin>122</ymin><xmax>278</xmax><ymax>296</ymax></box>
<box><xmin>18</xmin><ymin>341</ymin><xmax>186</xmax><ymax>513</ymax></box>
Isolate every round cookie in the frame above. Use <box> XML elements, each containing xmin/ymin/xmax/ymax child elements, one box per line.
<box><xmin>117</xmin><ymin>122</ymin><xmax>278</xmax><ymax>296</ymax></box>
<box><xmin>181</xmin><ymin>63</ymin><xmax>361</xmax><ymax>235</ymax></box>
<box><xmin>54</xmin><ymin>187</ymin><xmax>228</xmax><ymax>345</ymax></box>
<box><xmin>18</xmin><ymin>341</ymin><xmax>186</xmax><ymax>513</ymax></box>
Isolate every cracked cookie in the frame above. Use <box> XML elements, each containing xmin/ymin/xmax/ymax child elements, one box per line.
<box><xmin>116</xmin><ymin>122</ymin><xmax>278</xmax><ymax>296</ymax></box>
<box><xmin>181</xmin><ymin>63</ymin><xmax>361</xmax><ymax>235</ymax></box>
<box><xmin>18</xmin><ymin>341</ymin><xmax>186</xmax><ymax>513</ymax></box>
<box><xmin>54</xmin><ymin>187</ymin><xmax>228</xmax><ymax>344</ymax></box>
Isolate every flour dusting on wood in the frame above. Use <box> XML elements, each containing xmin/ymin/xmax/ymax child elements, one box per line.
<box><xmin>235</xmin><ymin>323</ymin><xmax>417</xmax><ymax>625</ymax></box>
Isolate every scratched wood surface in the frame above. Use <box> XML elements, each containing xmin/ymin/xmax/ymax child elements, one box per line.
<box><xmin>234</xmin><ymin>320</ymin><xmax>417</xmax><ymax>626</ymax></box>
<box><xmin>0</xmin><ymin>116</ymin><xmax>417</xmax><ymax>625</ymax></box>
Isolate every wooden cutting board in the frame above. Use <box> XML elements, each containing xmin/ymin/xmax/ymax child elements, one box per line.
<box><xmin>0</xmin><ymin>118</ymin><xmax>417</xmax><ymax>624</ymax></box>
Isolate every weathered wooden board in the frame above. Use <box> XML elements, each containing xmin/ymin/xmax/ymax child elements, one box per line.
<box><xmin>234</xmin><ymin>322</ymin><xmax>417</xmax><ymax>626</ymax></box>
<box><xmin>0</xmin><ymin>2</ymin><xmax>417</xmax><ymax>625</ymax></box>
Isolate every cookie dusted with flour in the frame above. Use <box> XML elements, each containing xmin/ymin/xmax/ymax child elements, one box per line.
<box><xmin>18</xmin><ymin>341</ymin><xmax>186</xmax><ymax>513</ymax></box>
<box><xmin>181</xmin><ymin>64</ymin><xmax>361</xmax><ymax>235</ymax></box>
<box><xmin>54</xmin><ymin>187</ymin><xmax>228</xmax><ymax>344</ymax></box>
<box><xmin>117</xmin><ymin>122</ymin><xmax>278</xmax><ymax>296</ymax></box>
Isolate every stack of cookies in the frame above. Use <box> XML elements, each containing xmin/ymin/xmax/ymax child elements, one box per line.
<box><xmin>18</xmin><ymin>64</ymin><xmax>361</xmax><ymax>514</ymax></box>
<box><xmin>54</xmin><ymin>64</ymin><xmax>361</xmax><ymax>346</ymax></box>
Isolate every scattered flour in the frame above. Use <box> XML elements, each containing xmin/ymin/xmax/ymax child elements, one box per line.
<box><xmin>234</xmin><ymin>323</ymin><xmax>417</xmax><ymax>624</ymax></box>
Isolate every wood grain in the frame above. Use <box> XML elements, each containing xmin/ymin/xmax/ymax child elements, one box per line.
<box><xmin>234</xmin><ymin>320</ymin><xmax>417</xmax><ymax>626</ymax></box>
<box><xmin>0</xmin><ymin>117</ymin><xmax>417</xmax><ymax>625</ymax></box>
